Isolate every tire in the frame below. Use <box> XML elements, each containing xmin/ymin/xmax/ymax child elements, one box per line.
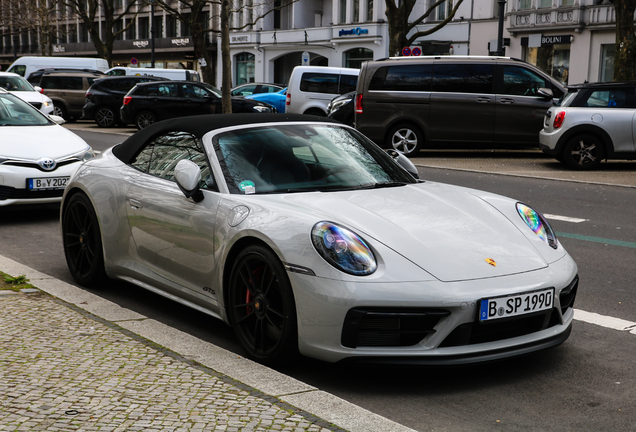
<box><xmin>562</xmin><ymin>134</ymin><xmax>604</xmax><ymax>170</ymax></box>
<box><xmin>386</xmin><ymin>124</ymin><xmax>423</xmax><ymax>157</ymax></box>
<box><xmin>95</xmin><ymin>106</ymin><xmax>117</xmax><ymax>128</ymax></box>
<box><xmin>53</xmin><ymin>103</ymin><xmax>68</xmax><ymax>120</ymax></box>
<box><xmin>228</xmin><ymin>244</ymin><xmax>298</xmax><ymax>365</ymax></box>
<box><xmin>135</xmin><ymin>111</ymin><xmax>157</xmax><ymax>130</ymax></box>
<box><xmin>62</xmin><ymin>193</ymin><xmax>107</xmax><ymax>287</ymax></box>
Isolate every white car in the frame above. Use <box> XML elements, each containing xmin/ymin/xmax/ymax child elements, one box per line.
<box><xmin>60</xmin><ymin>114</ymin><xmax>578</xmax><ymax>366</ymax></box>
<box><xmin>0</xmin><ymin>88</ymin><xmax>94</xmax><ymax>206</ymax></box>
<box><xmin>0</xmin><ymin>71</ymin><xmax>54</xmax><ymax>115</ymax></box>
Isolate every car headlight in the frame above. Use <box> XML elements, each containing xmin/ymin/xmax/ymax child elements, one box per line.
<box><xmin>74</xmin><ymin>147</ymin><xmax>96</xmax><ymax>162</ymax></box>
<box><xmin>252</xmin><ymin>105</ymin><xmax>272</xmax><ymax>113</ymax></box>
<box><xmin>516</xmin><ymin>203</ymin><xmax>558</xmax><ymax>249</ymax></box>
<box><xmin>331</xmin><ymin>98</ymin><xmax>352</xmax><ymax>111</ymax></box>
<box><xmin>311</xmin><ymin>221</ymin><xmax>377</xmax><ymax>276</ymax></box>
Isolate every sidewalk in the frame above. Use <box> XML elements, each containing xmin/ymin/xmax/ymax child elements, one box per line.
<box><xmin>0</xmin><ymin>256</ymin><xmax>416</xmax><ymax>432</ymax></box>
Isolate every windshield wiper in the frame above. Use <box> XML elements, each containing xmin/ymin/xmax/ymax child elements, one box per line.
<box><xmin>354</xmin><ymin>181</ymin><xmax>409</xmax><ymax>190</ymax></box>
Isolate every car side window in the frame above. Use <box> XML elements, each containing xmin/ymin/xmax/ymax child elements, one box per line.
<box><xmin>182</xmin><ymin>84</ymin><xmax>208</xmax><ymax>98</ymax></box>
<box><xmin>369</xmin><ymin>65</ymin><xmax>433</xmax><ymax>91</ymax></box>
<box><xmin>339</xmin><ymin>74</ymin><xmax>358</xmax><ymax>93</ymax></box>
<box><xmin>502</xmin><ymin>66</ymin><xmax>548</xmax><ymax>97</ymax></box>
<box><xmin>158</xmin><ymin>83</ymin><xmax>179</xmax><ymax>97</ymax></box>
<box><xmin>234</xmin><ymin>85</ymin><xmax>257</xmax><ymax>96</ymax></box>
<box><xmin>432</xmin><ymin>64</ymin><xmax>494</xmax><ymax>94</ymax></box>
<box><xmin>584</xmin><ymin>89</ymin><xmax>635</xmax><ymax>108</ymax></box>
<box><xmin>130</xmin><ymin>131</ymin><xmax>217</xmax><ymax>191</ymax></box>
<box><xmin>300</xmin><ymin>73</ymin><xmax>339</xmax><ymax>94</ymax></box>
<box><xmin>41</xmin><ymin>76</ymin><xmax>83</xmax><ymax>90</ymax></box>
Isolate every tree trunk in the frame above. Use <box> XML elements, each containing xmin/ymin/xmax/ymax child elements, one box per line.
<box><xmin>614</xmin><ymin>0</ymin><xmax>636</xmax><ymax>81</ymax></box>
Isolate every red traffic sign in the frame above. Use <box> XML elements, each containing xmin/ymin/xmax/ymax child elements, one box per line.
<box><xmin>402</xmin><ymin>47</ymin><xmax>411</xmax><ymax>57</ymax></box>
<box><xmin>130</xmin><ymin>57</ymin><xmax>138</xmax><ymax>65</ymax></box>
<box><xmin>412</xmin><ymin>47</ymin><xmax>422</xmax><ymax>56</ymax></box>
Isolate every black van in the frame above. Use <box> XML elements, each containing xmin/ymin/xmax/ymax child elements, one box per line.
<box><xmin>355</xmin><ymin>56</ymin><xmax>565</xmax><ymax>156</ymax></box>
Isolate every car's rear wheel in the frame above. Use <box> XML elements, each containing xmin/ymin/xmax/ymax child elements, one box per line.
<box><xmin>387</xmin><ymin>124</ymin><xmax>423</xmax><ymax>157</ymax></box>
<box><xmin>228</xmin><ymin>245</ymin><xmax>298</xmax><ymax>365</ymax></box>
<box><xmin>563</xmin><ymin>134</ymin><xmax>604</xmax><ymax>170</ymax></box>
<box><xmin>135</xmin><ymin>111</ymin><xmax>157</xmax><ymax>130</ymax></box>
<box><xmin>95</xmin><ymin>106</ymin><xmax>117</xmax><ymax>128</ymax></box>
<box><xmin>62</xmin><ymin>193</ymin><xmax>107</xmax><ymax>287</ymax></box>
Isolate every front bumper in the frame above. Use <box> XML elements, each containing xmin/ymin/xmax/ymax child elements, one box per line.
<box><xmin>0</xmin><ymin>162</ymin><xmax>82</xmax><ymax>206</ymax></box>
<box><xmin>290</xmin><ymin>254</ymin><xmax>578</xmax><ymax>364</ymax></box>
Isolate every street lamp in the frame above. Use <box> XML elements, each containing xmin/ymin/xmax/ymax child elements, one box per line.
<box><xmin>148</xmin><ymin>0</ymin><xmax>156</xmax><ymax>67</ymax></box>
<box><xmin>496</xmin><ymin>0</ymin><xmax>506</xmax><ymax>56</ymax></box>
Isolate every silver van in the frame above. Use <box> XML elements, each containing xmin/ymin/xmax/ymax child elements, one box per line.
<box><xmin>355</xmin><ymin>56</ymin><xmax>565</xmax><ymax>156</ymax></box>
<box><xmin>285</xmin><ymin>66</ymin><xmax>359</xmax><ymax>115</ymax></box>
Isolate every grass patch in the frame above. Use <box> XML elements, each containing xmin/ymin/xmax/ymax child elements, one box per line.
<box><xmin>0</xmin><ymin>271</ymin><xmax>36</xmax><ymax>292</ymax></box>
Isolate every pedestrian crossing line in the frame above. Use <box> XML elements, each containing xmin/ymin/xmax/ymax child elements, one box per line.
<box><xmin>574</xmin><ymin>309</ymin><xmax>636</xmax><ymax>335</ymax></box>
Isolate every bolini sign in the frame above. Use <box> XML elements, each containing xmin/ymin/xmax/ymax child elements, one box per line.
<box><xmin>541</xmin><ymin>35</ymin><xmax>571</xmax><ymax>45</ymax></box>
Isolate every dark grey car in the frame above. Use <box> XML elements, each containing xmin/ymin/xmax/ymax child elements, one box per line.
<box><xmin>355</xmin><ymin>56</ymin><xmax>566</xmax><ymax>156</ymax></box>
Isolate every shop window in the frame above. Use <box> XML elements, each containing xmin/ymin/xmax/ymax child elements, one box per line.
<box><xmin>524</xmin><ymin>43</ymin><xmax>570</xmax><ymax>85</ymax></box>
<box><xmin>345</xmin><ymin>48</ymin><xmax>373</xmax><ymax>69</ymax></box>
<box><xmin>235</xmin><ymin>52</ymin><xmax>255</xmax><ymax>85</ymax></box>
<box><xmin>601</xmin><ymin>44</ymin><xmax>615</xmax><ymax>82</ymax></box>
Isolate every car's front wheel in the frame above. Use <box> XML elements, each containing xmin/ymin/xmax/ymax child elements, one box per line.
<box><xmin>563</xmin><ymin>134</ymin><xmax>604</xmax><ymax>170</ymax></box>
<box><xmin>135</xmin><ymin>111</ymin><xmax>157</xmax><ymax>130</ymax></box>
<box><xmin>62</xmin><ymin>192</ymin><xmax>107</xmax><ymax>287</ymax></box>
<box><xmin>95</xmin><ymin>106</ymin><xmax>117</xmax><ymax>128</ymax></box>
<box><xmin>228</xmin><ymin>244</ymin><xmax>298</xmax><ymax>365</ymax></box>
<box><xmin>386</xmin><ymin>124</ymin><xmax>423</xmax><ymax>157</ymax></box>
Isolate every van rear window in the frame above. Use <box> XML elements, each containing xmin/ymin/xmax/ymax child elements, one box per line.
<box><xmin>369</xmin><ymin>65</ymin><xmax>433</xmax><ymax>91</ymax></box>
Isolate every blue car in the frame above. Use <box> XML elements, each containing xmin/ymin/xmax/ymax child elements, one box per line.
<box><xmin>245</xmin><ymin>87</ymin><xmax>286</xmax><ymax>113</ymax></box>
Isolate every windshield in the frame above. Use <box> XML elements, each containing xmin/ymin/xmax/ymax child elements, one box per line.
<box><xmin>213</xmin><ymin>124</ymin><xmax>417</xmax><ymax>195</ymax></box>
<box><xmin>0</xmin><ymin>76</ymin><xmax>35</xmax><ymax>92</ymax></box>
<box><xmin>0</xmin><ymin>94</ymin><xmax>52</xmax><ymax>126</ymax></box>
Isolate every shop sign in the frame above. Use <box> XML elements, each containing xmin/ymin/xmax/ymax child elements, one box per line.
<box><xmin>339</xmin><ymin>27</ymin><xmax>369</xmax><ymax>37</ymax></box>
<box><xmin>541</xmin><ymin>35</ymin><xmax>571</xmax><ymax>45</ymax></box>
<box><xmin>171</xmin><ymin>38</ymin><xmax>190</xmax><ymax>47</ymax></box>
<box><xmin>53</xmin><ymin>45</ymin><xmax>65</xmax><ymax>53</ymax></box>
<box><xmin>133</xmin><ymin>40</ymin><xmax>149</xmax><ymax>48</ymax></box>
<box><xmin>231</xmin><ymin>35</ymin><xmax>250</xmax><ymax>43</ymax></box>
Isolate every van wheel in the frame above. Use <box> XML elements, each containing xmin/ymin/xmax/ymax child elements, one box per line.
<box><xmin>135</xmin><ymin>111</ymin><xmax>157</xmax><ymax>130</ymax></box>
<box><xmin>95</xmin><ymin>106</ymin><xmax>117</xmax><ymax>128</ymax></box>
<box><xmin>387</xmin><ymin>125</ymin><xmax>423</xmax><ymax>157</ymax></box>
<box><xmin>53</xmin><ymin>103</ymin><xmax>68</xmax><ymax>120</ymax></box>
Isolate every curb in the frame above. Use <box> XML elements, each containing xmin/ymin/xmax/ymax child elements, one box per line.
<box><xmin>0</xmin><ymin>254</ymin><xmax>416</xmax><ymax>432</ymax></box>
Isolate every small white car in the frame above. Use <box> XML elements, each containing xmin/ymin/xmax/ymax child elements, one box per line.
<box><xmin>0</xmin><ymin>88</ymin><xmax>94</xmax><ymax>207</ymax></box>
<box><xmin>0</xmin><ymin>71</ymin><xmax>54</xmax><ymax>115</ymax></box>
<box><xmin>540</xmin><ymin>81</ymin><xmax>636</xmax><ymax>169</ymax></box>
<box><xmin>60</xmin><ymin>114</ymin><xmax>578</xmax><ymax>366</ymax></box>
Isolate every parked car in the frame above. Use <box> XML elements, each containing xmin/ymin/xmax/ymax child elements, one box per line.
<box><xmin>61</xmin><ymin>113</ymin><xmax>577</xmax><ymax>366</ymax></box>
<box><xmin>230</xmin><ymin>82</ymin><xmax>284</xmax><ymax>97</ymax></box>
<box><xmin>245</xmin><ymin>87</ymin><xmax>287</xmax><ymax>113</ymax></box>
<box><xmin>540</xmin><ymin>81</ymin><xmax>636</xmax><ymax>170</ymax></box>
<box><xmin>355</xmin><ymin>56</ymin><xmax>566</xmax><ymax>156</ymax></box>
<box><xmin>120</xmin><ymin>81</ymin><xmax>276</xmax><ymax>130</ymax></box>
<box><xmin>0</xmin><ymin>71</ymin><xmax>54</xmax><ymax>115</ymax></box>
<box><xmin>285</xmin><ymin>66</ymin><xmax>359</xmax><ymax>116</ymax></box>
<box><xmin>327</xmin><ymin>91</ymin><xmax>355</xmax><ymax>126</ymax></box>
<box><xmin>83</xmin><ymin>76</ymin><xmax>164</xmax><ymax>127</ymax></box>
<box><xmin>40</xmin><ymin>71</ymin><xmax>106</xmax><ymax>121</ymax></box>
<box><xmin>0</xmin><ymin>88</ymin><xmax>94</xmax><ymax>207</ymax></box>
<box><xmin>106</xmin><ymin>67</ymin><xmax>200</xmax><ymax>82</ymax></box>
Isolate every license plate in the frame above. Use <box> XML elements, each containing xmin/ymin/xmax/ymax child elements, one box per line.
<box><xmin>28</xmin><ymin>177</ymin><xmax>70</xmax><ymax>190</ymax></box>
<box><xmin>479</xmin><ymin>288</ymin><xmax>554</xmax><ymax>322</ymax></box>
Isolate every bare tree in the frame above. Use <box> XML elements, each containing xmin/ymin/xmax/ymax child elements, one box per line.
<box><xmin>614</xmin><ymin>0</ymin><xmax>636</xmax><ymax>80</ymax></box>
<box><xmin>385</xmin><ymin>0</ymin><xmax>464</xmax><ymax>57</ymax></box>
<box><xmin>0</xmin><ymin>0</ymin><xmax>61</xmax><ymax>56</ymax></box>
<box><xmin>62</xmin><ymin>0</ymin><xmax>139</xmax><ymax>65</ymax></box>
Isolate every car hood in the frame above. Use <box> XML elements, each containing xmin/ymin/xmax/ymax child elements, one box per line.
<box><xmin>9</xmin><ymin>91</ymin><xmax>48</xmax><ymax>104</ymax></box>
<box><xmin>0</xmin><ymin>125</ymin><xmax>90</xmax><ymax>160</ymax></box>
<box><xmin>277</xmin><ymin>183</ymin><xmax>548</xmax><ymax>282</ymax></box>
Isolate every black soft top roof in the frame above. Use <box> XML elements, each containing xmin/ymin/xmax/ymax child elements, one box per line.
<box><xmin>112</xmin><ymin>113</ymin><xmax>341</xmax><ymax>164</ymax></box>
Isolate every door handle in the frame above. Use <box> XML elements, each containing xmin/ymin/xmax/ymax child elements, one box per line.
<box><xmin>129</xmin><ymin>198</ymin><xmax>143</xmax><ymax>210</ymax></box>
<box><xmin>500</xmin><ymin>98</ymin><xmax>515</xmax><ymax>104</ymax></box>
<box><xmin>476</xmin><ymin>97</ymin><xmax>491</xmax><ymax>103</ymax></box>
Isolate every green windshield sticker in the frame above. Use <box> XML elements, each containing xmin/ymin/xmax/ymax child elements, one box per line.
<box><xmin>239</xmin><ymin>180</ymin><xmax>256</xmax><ymax>194</ymax></box>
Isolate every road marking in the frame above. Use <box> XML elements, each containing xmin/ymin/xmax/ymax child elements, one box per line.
<box><xmin>556</xmin><ymin>232</ymin><xmax>636</xmax><ymax>249</ymax></box>
<box><xmin>544</xmin><ymin>214</ymin><xmax>587</xmax><ymax>223</ymax></box>
<box><xmin>574</xmin><ymin>309</ymin><xmax>636</xmax><ymax>335</ymax></box>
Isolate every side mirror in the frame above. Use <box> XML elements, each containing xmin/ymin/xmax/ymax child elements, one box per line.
<box><xmin>34</xmin><ymin>86</ymin><xmax>43</xmax><ymax>93</ymax></box>
<box><xmin>174</xmin><ymin>159</ymin><xmax>204</xmax><ymax>202</ymax></box>
<box><xmin>49</xmin><ymin>114</ymin><xmax>66</xmax><ymax>125</ymax></box>
<box><xmin>385</xmin><ymin>149</ymin><xmax>419</xmax><ymax>179</ymax></box>
<box><xmin>537</xmin><ymin>88</ymin><xmax>554</xmax><ymax>100</ymax></box>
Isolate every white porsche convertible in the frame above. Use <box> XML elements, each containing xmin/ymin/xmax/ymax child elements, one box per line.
<box><xmin>61</xmin><ymin>114</ymin><xmax>578</xmax><ymax>365</ymax></box>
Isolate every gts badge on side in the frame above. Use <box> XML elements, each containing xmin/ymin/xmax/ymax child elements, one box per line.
<box><xmin>203</xmin><ymin>287</ymin><xmax>216</xmax><ymax>295</ymax></box>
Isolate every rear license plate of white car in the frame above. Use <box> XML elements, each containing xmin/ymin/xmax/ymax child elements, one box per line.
<box><xmin>479</xmin><ymin>288</ymin><xmax>554</xmax><ymax>322</ymax></box>
<box><xmin>28</xmin><ymin>177</ymin><xmax>70</xmax><ymax>190</ymax></box>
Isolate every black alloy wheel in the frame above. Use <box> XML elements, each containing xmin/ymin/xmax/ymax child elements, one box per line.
<box><xmin>563</xmin><ymin>134</ymin><xmax>604</xmax><ymax>170</ymax></box>
<box><xmin>228</xmin><ymin>245</ymin><xmax>298</xmax><ymax>365</ymax></box>
<box><xmin>95</xmin><ymin>106</ymin><xmax>117</xmax><ymax>127</ymax></box>
<box><xmin>62</xmin><ymin>193</ymin><xmax>107</xmax><ymax>287</ymax></box>
<box><xmin>135</xmin><ymin>111</ymin><xmax>157</xmax><ymax>130</ymax></box>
